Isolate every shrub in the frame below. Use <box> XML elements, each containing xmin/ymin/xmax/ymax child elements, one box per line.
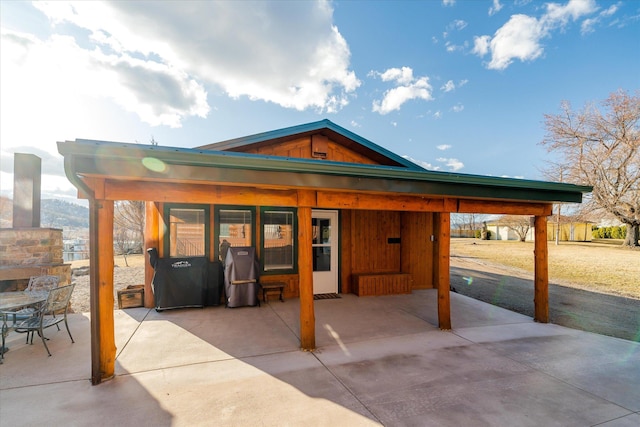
<box><xmin>474</xmin><ymin>229</ymin><xmax>492</xmax><ymax>239</ymax></box>
<box><xmin>592</xmin><ymin>225</ymin><xmax>627</xmax><ymax>239</ymax></box>
<box><xmin>611</xmin><ymin>226</ymin><xmax>623</xmax><ymax>239</ymax></box>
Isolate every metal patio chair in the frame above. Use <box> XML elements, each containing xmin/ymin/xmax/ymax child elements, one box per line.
<box><xmin>3</xmin><ymin>275</ymin><xmax>60</xmax><ymax>322</ymax></box>
<box><xmin>14</xmin><ymin>284</ymin><xmax>75</xmax><ymax>356</ymax></box>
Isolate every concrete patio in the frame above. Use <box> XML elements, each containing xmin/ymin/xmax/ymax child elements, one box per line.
<box><xmin>1</xmin><ymin>290</ymin><xmax>638</xmax><ymax>426</ymax></box>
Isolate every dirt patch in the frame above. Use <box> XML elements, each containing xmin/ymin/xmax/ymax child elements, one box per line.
<box><xmin>69</xmin><ymin>254</ymin><xmax>145</xmax><ymax>313</ymax></box>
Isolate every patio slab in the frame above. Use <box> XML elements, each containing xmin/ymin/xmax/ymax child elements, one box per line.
<box><xmin>1</xmin><ymin>290</ymin><xmax>638</xmax><ymax>426</ymax></box>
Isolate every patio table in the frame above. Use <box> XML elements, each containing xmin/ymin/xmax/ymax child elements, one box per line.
<box><xmin>0</xmin><ymin>291</ymin><xmax>48</xmax><ymax>311</ymax></box>
<box><xmin>1</xmin><ymin>291</ymin><xmax>47</xmax><ymax>362</ymax></box>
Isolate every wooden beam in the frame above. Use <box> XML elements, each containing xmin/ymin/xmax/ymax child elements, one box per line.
<box><xmin>458</xmin><ymin>200</ymin><xmax>553</xmax><ymax>216</ymax></box>
<box><xmin>98</xmin><ymin>179</ymin><xmax>556</xmax><ymax>218</ymax></box>
<box><xmin>534</xmin><ymin>215</ymin><xmax>549</xmax><ymax>323</ymax></box>
<box><xmin>144</xmin><ymin>201</ymin><xmax>159</xmax><ymax>308</ymax></box>
<box><xmin>90</xmin><ymin>199</ymin><xmax>116</xmax><ymax>385</ymax></box>
<box><xmin>317</xmin><ymin>191</ymin><xmax>445</xmax><ymax>212</ymax></box>
<box><xmin>435</xmin><ymin>212</ymin><xmax>452</xmax><ymax>330</ymax></box>
<box><xmin>297</xmin><ymin>205</ymin><xmax>315</xmax><ymax>350</ymax></box>
<box><xmin>297</xmin><ymin>189</ymin><xmax>317</xmax><ymax>207</ymax></box>
<box><xmin>103</xmin><ymin>181</ymin><xmax>298</xmax><ymax>206</ymax></box>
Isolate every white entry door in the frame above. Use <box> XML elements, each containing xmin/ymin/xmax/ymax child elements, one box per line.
<box><xmin>312</xmin><ymin>210</ymin><xmax>338</xmax><ymax>294</ymax></box>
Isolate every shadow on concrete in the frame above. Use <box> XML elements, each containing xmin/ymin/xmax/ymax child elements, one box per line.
<box><xmin>2</xmin><ymin>289</ymin><xmax>639</xmax><ymax>425</ymax></box>
<box><xmin>0</xmin><ymin>313</ymin><xmax>174</xmax><ymax>425</ymax></box>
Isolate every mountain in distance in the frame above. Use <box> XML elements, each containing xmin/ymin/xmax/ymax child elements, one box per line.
<box><xmin>0</xmin><ymin>196</ymin><xmax>89</xmax><ymax>229</ymax></box>
<box><xmin>42</xmin><ymin>199</ymin><xmax>89</xmax><ymax>228</ymax></box>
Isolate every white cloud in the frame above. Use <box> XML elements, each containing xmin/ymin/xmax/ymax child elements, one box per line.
<box><xmin>472</xmin><ymin>35</ymin><xmax>491</xmax><ymax>56</ymax></box>
<box><xmin>437</xmin><ymin>144</ymin><xmax>452</xmax><ymax>150</ymax></box>
<box><xmin>437</xmin><ymin>157</ymin><xmax>464</xmax><ymax>171</ymax></box>
<box><xmin>448</xmin><ymin>20</ymin><xmax>468</xmax><ymax>32</ymax></box>
<box><xmin>405</xmin><ymin>154</ymin><xmax>464</xmax><ymax>172</ymax></box>
<box><xmin>442</xmin><ymin>0</ymin><xmax>456</xmax><ymax>7</ymax></box>
<box><xmin>376</xmin><ymin>67</ymin><xmax>415</xmax><ymax>85</ymax></box>
<box><xmin>581</xmin><ymin>3</ymin><xmax>620</xmax><ymax>34</ymax></box>
<box><xmin>473</xmin><ymin>0</ymin><xmax>598</xmax><ymax>70</ymax></box>
<box><xmin>440</xmin><ymin>79</ymin><xmax>468</xmax><ymax>93</ymax></box>
<box><xmin>371</xmin><ymin>67</ymin><xmax>433</xmax><ymax>115</ymax></box>
<box><xmin>441</xmin><ymin>80</ymin><xmax>456</xmax><ymax>92</ymax></box>
<box><xmin>403</xmin><ymin>155</ymin><xmax>439</xmax><ymax>171</ymax></box>
<box><xmin>485</xmin><ymin>14</ymin><xmax>546</xmax><ymax>70</ymax></box>
<box><xmin>451</xmin><ymin>104</ymin><xmax>464</xmax><ymax>113</ymax></box>
<box><xmin>489</xmin><ymin>0</ymin><xmax>504</xmax><ymax>16</ymax></box>
<box><xmin>445</xmin><ymin>40</ymin><xmax>467</xmax><ymax>52</ymax></box>
<box><xmin>27</xmin><ymin>1</ymin><xmax>360</xmax><ymax>122</ymax></box>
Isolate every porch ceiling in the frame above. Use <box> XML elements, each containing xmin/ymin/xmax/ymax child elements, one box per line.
<box><xmin>58</xmin><ymin>139</ymin><xmax>592</xmax><ymax>205</ymax></box>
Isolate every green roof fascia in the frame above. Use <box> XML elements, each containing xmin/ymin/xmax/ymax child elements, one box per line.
<box><xmin>197</xmin><ymin>119</ymin><xmax>424</xmax><ymax>171</ymax></box>
<box><xmin>58</xmin><ymin>139</ymin><xmax>592</xmax><ymax>203</ymax></box>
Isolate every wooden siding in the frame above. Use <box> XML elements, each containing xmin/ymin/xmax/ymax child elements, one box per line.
<box><xmin>339</xmin><ymin>209</ymin><xmax>353</xmax><ymax>294</ymax></box>
<box><xmin>401</xmin><ymin>211</ymin><xmax>435</xmax><ymax>289</ymax></box>
<box><xmin>350</xmin><ymin>210</ymin><xmax>401</xmax><ymax>274</ymax></box>
<box><xmin>231</xmin><ymin>135</ymin><xmax>379</xmax><ymax>165</ymax></box>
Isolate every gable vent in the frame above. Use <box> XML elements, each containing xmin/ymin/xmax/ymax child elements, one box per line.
<box><xmin>311</xmin><ymin>135</ymin><xmax>328</xmax><ymax>159</ymax></box>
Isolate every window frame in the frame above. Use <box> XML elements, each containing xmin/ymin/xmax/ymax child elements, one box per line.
<box><xmin>163</xmin><ymin>203</ymin><xmax>210</xmax><ymax>258</ymax></box>
<box><xmin>214</xmin><ymin>205</ymin><xmax>256</xmax><ymax>262</ymax></box>
<box><xmin>260</xmin><ymin>206</ymin><xmax>298</xmax><ymax>275</ymax></box>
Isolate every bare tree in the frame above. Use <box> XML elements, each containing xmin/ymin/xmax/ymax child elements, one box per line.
<box><xmin>497</xmin><ymin>215</ymin><xmax>531</xmax><ymax>242</ymax></box>
<box><xmin>452</xmin><ymin>213</ymin><xmax>479</xmax><ymax>237</ymax></box>
<box><xmin>539</xmin><ymin>161</ymin><xmax>568</xmax><ymax>245</ymax></box>
<box><xmin>451</xmin><ymin>213</ymin><xmax>491</xmax><ymax>238</ymax></box>
<box><xmin>540</xmin><ymin>90</ymin><xmax>640</xmax><ymax>247</ymax></box>
<box><xmin>114</xmin><ymin>201</ymin><xmax>145</xmax><ymax>254</ymax></box>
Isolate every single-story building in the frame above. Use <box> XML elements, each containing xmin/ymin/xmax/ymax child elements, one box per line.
<box><xmin>486</xmin><ymin>222</ymin><xmax>522</xmax><ymax>241</ymax></box>
<box><xmin>57</xmin><ymin>119</ymin><xmax>592</xmax><ymax>384</ymax></box>
<box><xmin>546</xmin><ymin>218</ymin><xmax>593</xmax><ymax>242</ymax></box>
<box><xmin>486</xmin><ymin>217</ymin><xmax>594</xmax><ymax>241</ymax></box>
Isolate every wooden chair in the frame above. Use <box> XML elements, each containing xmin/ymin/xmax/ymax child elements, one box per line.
<box><xmin>15</xmin><ymin>284</ymin><xmax>75</xmax><ymax>356</ymax></box>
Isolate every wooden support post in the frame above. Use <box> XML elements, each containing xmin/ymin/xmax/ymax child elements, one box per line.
<box><xmin>297</xmin><ymin>205</ymin><xmax>315</xmax><ymax>350</ymax></box>
<box><xmin>435</xmin><ymin>212</ymin><xmax>452</xmax><ymax>330</ymax></box>
<box><xmin>90</xmin><ymin>199</ymin><xmax>116</xmax><ymax>385</ymax></box>
<box><xmin>534</xmin><ymin>215</ymin><xmax>549</xmax><ymax>323</ymax></box>
<box><xmin>144</xmin><ymin>201</ymin><xmax>160</xmax><ymax>308</ymax></box>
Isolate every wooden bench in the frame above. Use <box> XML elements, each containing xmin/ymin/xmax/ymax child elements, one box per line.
<box><xmin>259</xmin><ymin>282</ymin><xmax>285</xmax><ymax>303</ymax></box>
<box><xmin>352</xmin><ymin>273</ymin><xmax>412</xmax><ymax>297</ymax></box>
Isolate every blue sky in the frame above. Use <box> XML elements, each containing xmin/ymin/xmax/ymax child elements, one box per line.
<box><xmin>1</xmin><ymin>0</ymin><xmax>638</xmax><ymax>202</ymax></box>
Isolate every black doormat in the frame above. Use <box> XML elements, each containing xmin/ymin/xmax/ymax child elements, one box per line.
<box><xmin>314</xmin><ymin>293</ymin><xmax>341</xmax><ymax>300</ymax></box>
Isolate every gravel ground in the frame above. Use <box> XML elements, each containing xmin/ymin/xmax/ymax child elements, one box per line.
<box><xmin>70</xmin><ymin>263</ymin><xmax>145</xmax><ymax>314</ymax></box>
<box><xmin>69</xmin><ymin>255</ymin><xmax>639</xmax><ymax>342</ymax></box>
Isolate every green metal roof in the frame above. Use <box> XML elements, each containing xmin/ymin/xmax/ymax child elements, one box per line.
<box><xmin>197</xmin><ymin>119</ymin><xmax>425</xmax><ymax>170</ymax></box>
<box><xmin>58</xmin><ymin>136</ymin><xmax>592</xmax><ymax>204</ymax></box>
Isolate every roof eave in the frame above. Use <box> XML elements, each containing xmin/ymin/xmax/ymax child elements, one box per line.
<box><xmin>58</xmin><ymin>139</ymin><xmax>592</xmax><ymax>204</ymax></box>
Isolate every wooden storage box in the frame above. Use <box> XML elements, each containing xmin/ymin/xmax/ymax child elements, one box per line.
<box><xmin>117</xmin><ymin>285</ymin><xmax>144</xmax><ymax>309</ymax></box>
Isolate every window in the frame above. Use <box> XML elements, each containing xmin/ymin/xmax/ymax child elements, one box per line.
<box><xmin>164</xmin><ymin>205</ymin><xmax>209</xmax><ymax>257</ymax></box>
<box><xmin>215</xmin><ymin>207</ymin><xmax>255</xmax><ymax>264</ymax></box>
<box><xmin>261</xmin><ymin>207</ymin><xmax>297</xmax><ymax>273</ymax></box>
